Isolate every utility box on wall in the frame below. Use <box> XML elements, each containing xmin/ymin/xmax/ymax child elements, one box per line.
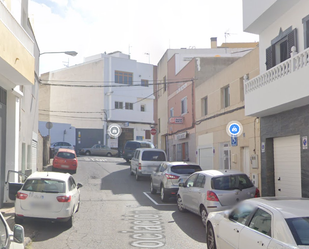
<box><xmin>251</xmin><ymin>154</ymin><xmax>258</xmax><ymax>169</ymax></box>
<box><xmin>251</xmin><ymin>173</ymin><xmax>259</xmax><ymax>188</ymax></box>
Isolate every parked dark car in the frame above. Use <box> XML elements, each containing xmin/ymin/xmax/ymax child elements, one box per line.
<box><xmin>122</xmin><ymin>140</ymin><xmax>154</xmax><ymax>163</ymax></box>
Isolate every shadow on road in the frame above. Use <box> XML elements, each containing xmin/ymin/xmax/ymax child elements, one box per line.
<box><xmin>172</xmin><ymin>210</ymin><xmax>206</xmax><ymax>243</ymax></box>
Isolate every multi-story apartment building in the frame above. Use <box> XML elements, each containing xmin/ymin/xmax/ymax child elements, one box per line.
<box><xmin>0</xmin><ymin>0</ymin><xmax>39</xmax><ymax>206</ymax></box>
<box><xmin>243</xmin><ymin>0</ymin><xmax>309</xmax><ymax>197</ymax></box>
<box><xmin>39</xmin><ymin>52</ymin><xmax>155</xmax><ymax>153</ymax></box>
<box><xmin>156</xmin><ymin>39</ymin><xmax>258</xmax><ymax>161</ymax></box>
<box><xmin>195</xmin><ymin>47</ymin><xmax>260</xmax><ymax>186</ymax></box>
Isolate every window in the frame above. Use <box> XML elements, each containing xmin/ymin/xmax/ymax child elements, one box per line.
<box><xmin>240</xmin><ymin>76</ymin><xmax>247</xmax><ymax>102</ymax></box>
<box><xmin>286</xmin><ymin>217</ymin><xmax>309</xmax><ymax>245</ymax></box>
<box><xmin>303</xmin><ymin>14</ymin><xmax>309</xmax><ymax>49</ymax></box>
<box><xmin>115</xmin><ymin>71</ymin><xmax>133</xmax><ymax>85</ymax></box>
<box><xmin>125</xmin><ymin>102</ymin><xmax>133</xmax><ymax>110</ymax></box>
<box><xmin>248</xmin><ymin>209</ymin><xmax>271</xmax><ymax>236</ymax></box>
<box><xmin>265</xmin><ymin>27</ymin><xmax>297</xmax><ymax>70</ymax></box>
<box><xmin>185</xmin><ymin>174</ymin><xmax>198</xmax><ymax>187</ymax></box>
<box><xmin>141</xmin><ymin>79</ymin><xmax>149</xmax><ymax>87</ymax></box>
<box><xmin>115</xmin><ymin>101</ymin><xmax>123</xmax><ymax>109</ymax></box>
<box><xmin>229</xmin><ymin>203</ymin><xmax>255</xmax><ymax>225</ymax></box>
<box><xmin>170</xmin><ymin>107</ymin><xmax>174</xmax><ymax>117</ymax></box>
<box><xmin>193</xmin><ymin>174</ymin><xmax>205</xmax><ymax>188</ymax></box>
<box><xmin>202</xmin><ymin>96</ymin><xmax>208</xmax><ymax>116</ymax></box>
<box><xmin>181</xmin><ymin>97</ymin><xmax>187</xmax><ymax>115</ymax></box>
<box><xmin>158</xmin><ymin>118</ymin><xmax>161</xmax><ymax>133</ymax></box>
<box><xmin>222</xmin><ymin>86</ymin><xmax>230</xmax><ymax>108</ymax></box>
<box><xmin>141</xmin><ymin>105</ymin><xmax>145</xmax><ymax>112</ymax></box>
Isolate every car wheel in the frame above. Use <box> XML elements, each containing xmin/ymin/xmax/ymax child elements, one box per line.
<box><xmin>207</xmin><ymin>223</ymin><xmax>217</xmax><ymax>249</ymax></box>
<box><xmin>150</xmin><ymin>181</ymin><xmax>156</xmax><ymax>194</ymax></box>
<box><xmin>177</xmin><ymin>195</ymin><xmax>186</xmax><ymax>212</ymax></box>
<box><xmin>14</xmin><ymin>215</ymin><xmax>23</xmax><ymax>225</ymax></box>
<box><xmin>107</xmin><ymin>153</ymin><xmax>112</xmax><ymax>157</ymax></box>
<box><xmin>135</xmin><ymin>170</ymin><xmax>140</xmax><ymax>181</ymax></box>
<box><xmin>160</xmin><ymin>186</ymin><xmax>169</xmax><ymax>202</ymax></box>
<box><xmin>201</xmin><ymin>206</ymin><xmax>208</xmax><ymax>227</ymax></box>
<box><xmin>85</xmin><ymin>151</ymin><xmax>91</xmax><ymax>156</ymax></box>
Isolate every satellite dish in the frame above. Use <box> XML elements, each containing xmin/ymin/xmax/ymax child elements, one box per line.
<box><xmin>46</xmin><ymin>122</ymin><xmax>53</xmax><ymax>129</ymax></box>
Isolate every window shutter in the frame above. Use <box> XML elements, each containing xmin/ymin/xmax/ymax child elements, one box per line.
<box><xmin>287</xmin><ymin>28</ymin><xmax>297</xmax><ymax>57</ymax></box>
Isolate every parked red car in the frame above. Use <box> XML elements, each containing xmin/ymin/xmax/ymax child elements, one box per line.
<box><xmin>52</xmin><ymin>148</ymin><xmax>78</xmax><ymax>174</ymax></box>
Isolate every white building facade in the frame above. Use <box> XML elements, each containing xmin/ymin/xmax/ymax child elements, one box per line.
<box><xmin>243</xmin><ymin>0</ymin><xmax>309</xmax><ymax>197</ymax></box>
<box><xmin>0</xmin><ymin>0</ymin><xmax>38</xmax><ymax>206</ymax></box>
<box><xmin>39</xmin><ymin>52</ymin><xmax>155</xmax><ymax>153</ymax></box>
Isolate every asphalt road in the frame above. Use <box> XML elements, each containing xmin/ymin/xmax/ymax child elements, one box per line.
<box><xmin>24</xmin><ymin>156</ymin><xmax>206</xmax><ymax>249</ymax></box>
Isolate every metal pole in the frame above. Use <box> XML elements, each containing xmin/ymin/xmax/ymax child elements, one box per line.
<box><xmin>103</xmin><ymin>111</ymin><xmax>107</xmax><ymax>146</ymax></box>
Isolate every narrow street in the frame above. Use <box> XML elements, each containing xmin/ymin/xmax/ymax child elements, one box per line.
<box><xmin>22</xmin><ymin>156</ymin><xmax>206</xmax><ymax>249</ymax></box>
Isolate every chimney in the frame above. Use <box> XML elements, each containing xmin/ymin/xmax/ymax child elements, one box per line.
<box><xmin>211</xmin><ymin>37</ymin><xmax>217</xmax><ymax>49</ymax></box>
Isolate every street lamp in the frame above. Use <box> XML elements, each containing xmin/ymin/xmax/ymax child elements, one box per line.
<box><xmin>40</xmin><ymin>51</ymin><xmax>78</xmax><ymax>56</ymax></box>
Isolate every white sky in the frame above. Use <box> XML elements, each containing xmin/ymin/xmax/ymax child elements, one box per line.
<box><xmin>28</xmin><ymin>0</ymin><xmax>259</xmax><ymax>74</ymax></box>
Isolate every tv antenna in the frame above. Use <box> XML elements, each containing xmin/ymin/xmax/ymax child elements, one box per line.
<box><xmin>224</xmin><ymin>29</ymin><xmax>237</xmax><ymax>43</ymax></box>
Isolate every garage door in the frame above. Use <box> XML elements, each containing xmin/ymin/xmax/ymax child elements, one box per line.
<box><xmin>274</xmin><ymin>135</ymin><xmax>301</xmax><ymax>197</ymax></box>
<box><xmin>198</xmin><ymin>147</ymin><xmax>213</xmax><ymax>170</ymax></box>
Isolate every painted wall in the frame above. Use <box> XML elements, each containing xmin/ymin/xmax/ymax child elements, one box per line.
<box><xmin>195</xmin><ymin>47</ymin><xmax>260</xmax><ymax>184</ymax></box>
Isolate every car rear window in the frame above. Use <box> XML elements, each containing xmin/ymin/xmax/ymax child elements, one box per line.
<box><xmin>142</xmin><ymin>151</ymin><xmax>166</xmax><ymax>161</ymax></box>
<box><xmin>22</xmin><ymin>179</ymin><xmax>66</xmax><ymax>193</ymax></box>
<box><xmin>171</xmin><ymin>165</ymin><xmax>202</xmax><ymax>174</ymax></box>
<box><xmin>125</xmin><ymin>142</ymin><xmax>140</xmax><ymax>150</ymax></box>
<box><xmin>57</xmin><ymin>152</ymin><xmax>75</xmax><ymax>159</ymax></box>
<box><xmin>286</xmin><ymin>217</ymin><xmax>309</xmax><ymax>245</ymax></box>
<box><xmin>140</xmin><ymin>143</ymin><xmax>155</xmax><ymax>148</ymax></box>
<box><xmin>212</xmin><ymin>174</ymin><xmax>253</xmax><ymax>190</ymax></box>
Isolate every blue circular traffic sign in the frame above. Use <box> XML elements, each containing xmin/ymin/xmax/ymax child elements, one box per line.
<box><xmin>226</xmin><ymin>121</ymin><xmax>243</xmax><ymax>137</ymax></box>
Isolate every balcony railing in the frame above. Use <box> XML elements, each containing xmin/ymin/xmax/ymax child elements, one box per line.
<box><xmin>245</xmin><ymin>46</ymin><xmax>309</xmax><ymax>93</ymax></box>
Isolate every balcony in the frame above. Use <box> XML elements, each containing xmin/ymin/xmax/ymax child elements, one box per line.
<box><xmin>0</xmin><ymin>1</ymin><xmax>34</xmax><ymax>85</ymax></box>
<box><xmin>244</xmin><ymin>46</ymin><xmax>309</xmax><ymax>117</ymax></box>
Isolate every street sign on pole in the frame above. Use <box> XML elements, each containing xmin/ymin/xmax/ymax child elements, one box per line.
<box><xmin>150</xmin><ymin>128</ymin><xmax>157</xmax><ymax>136</ymax></box>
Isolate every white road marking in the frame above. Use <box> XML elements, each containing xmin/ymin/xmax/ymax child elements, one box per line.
<box><xmin>143</xmin><ymin>192</ymin><xmax>176</xmax><ymax>206</ymax></box>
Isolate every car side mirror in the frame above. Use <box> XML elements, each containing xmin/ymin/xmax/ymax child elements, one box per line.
<box><xmin>77</xmin><ymin>183</ymin><xmax>83</xmax><ymax>189</ymax></box>
<box><xmin>13</xmin><ymin>224</ymin><xmax>24</xmax><ymax>243</ymax></box>
<box><xmin>179</xmin><ymin>183</ymin><xmax>185</xmax><ymax>187</ymax></box>
<box><xmin>223</xmin><ymin>210</ymin><xmax>230</xmax><ymax>219</ymax></box>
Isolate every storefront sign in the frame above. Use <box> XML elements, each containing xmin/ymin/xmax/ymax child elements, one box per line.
<box><xmin>176</xmin><ymin>132</ymin><xmax>187</xmax><ymax>140</ymax></box>
<box><xmin>169</xmin><ymin>117</ymin><xmax>184</xmax><ymax>124</ymax></box>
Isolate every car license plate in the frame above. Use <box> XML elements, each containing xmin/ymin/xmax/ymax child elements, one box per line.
<box><xmin>61</xmin><ymin>165</ymin><xmax>69</xmax><ymax>168</ymax></box>
<box><xmin>31</xmin><ymin>202</ymin><xmax>51</xmax><ymax>209</ymax></box>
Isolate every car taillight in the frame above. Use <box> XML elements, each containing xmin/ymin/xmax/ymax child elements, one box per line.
<box><xmin>16</xmin><ymin>192</ymin><xmax>28</xmax><ymax>200</ymax></box>
<box><xmin>165</xmin><ymin>174</ymin><xmax>179</xmax><ymax>179</ymax></box>
<box><xmin>57</xmin><ymin>195</ymin><xmax>71</xmax><ymax>202</ymax></box>
<box><xmin>138</xmin><ymin>163</ymin><xmax>141</xmax><ymax>170</ymax></box>
<box><xmin>254</xmin><ymin>188</ymin><xmax>260</xmax><ymax>197</ymax></box>
<box><xmin>207</xmin><ymin>191</ymin><xmax>219</xmax><ymax>202</ymax></box>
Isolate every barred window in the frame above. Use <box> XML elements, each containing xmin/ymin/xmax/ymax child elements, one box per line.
<box><xmin>125</xmin><ymin>102</ymin><xmax>133</xmax><ymax>110</ymax></box>
<box><xmin>115</xmin><ymin>71</ymin><xmax>133</xmax><ymax>85</ymax></box>
<box><xmin>115</xmin><ymin>101</ymin><xmax>123</xmax><ymax>109</ymax></box>
<box><xmin>141</xmin><ymin>79</ymin><xmax>149</xmax><ymax>87</ymax></box>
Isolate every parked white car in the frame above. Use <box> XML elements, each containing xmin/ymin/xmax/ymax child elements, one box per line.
<box><xmin>14</xmin><ymin>171</ymin><xmax>83</xmax><ymax>228</ymax></box>
<box><xmin>0</xmin><ymin>211</ymin><xmax>24</xmax><ymax>248</ymax></box>
<box><xmin>206</xmin><ymin>197</ymin><xmax>309</xmax><ymax>249</ymax></box>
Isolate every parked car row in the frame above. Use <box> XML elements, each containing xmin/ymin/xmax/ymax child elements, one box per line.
<box><xmin>129</xmin><ymin>148</ymin><xmax>309</xmax><ymax>248</ymax></box>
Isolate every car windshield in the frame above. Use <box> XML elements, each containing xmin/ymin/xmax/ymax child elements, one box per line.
<box><xmin>125</xmin><ymin>142</ymin><xmax>140</xmax><ymax>150</ymax></box>
<box><xmin>212</xmin><ymin>174</ymin><xmax>254</xmax><ymax>190</ymax></box>
<box><xmin>57</xmin><ymin>152</ymin><xmax>75</xmax><ymax>159</ymax></box>
<box><xmin>142</xmin><ymin>151</ymin><xmax>166</xmax><ymax>161</ymax></box>
<box><xmin>22</xmin><ymin>179</ymin><xmax>66</xmax><ymax>193</ymax></box>
<box><xmin>171</xmin><ymin>165</ymin><xmax>202</xmax><ymax>174</ymax></box>
<box><xmin>286</xmin><ymin>217</ymin><xmax>309</xmax><ymax>245</ymax></box>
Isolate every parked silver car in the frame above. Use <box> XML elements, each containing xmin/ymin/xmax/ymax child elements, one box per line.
<box><xmin>79</xmin><ymin>144</ymin><xmax>118</xmax><ymax>156</ymax></box>
<box><xmin>150</xmin><ymin>162</ymin><xmax>202</xmax><ymax>202</ymax></box>
<box><xmin>177</xmin><ymin>169</ymin><xmax>260</xmax><ymax>227</ymax></box>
